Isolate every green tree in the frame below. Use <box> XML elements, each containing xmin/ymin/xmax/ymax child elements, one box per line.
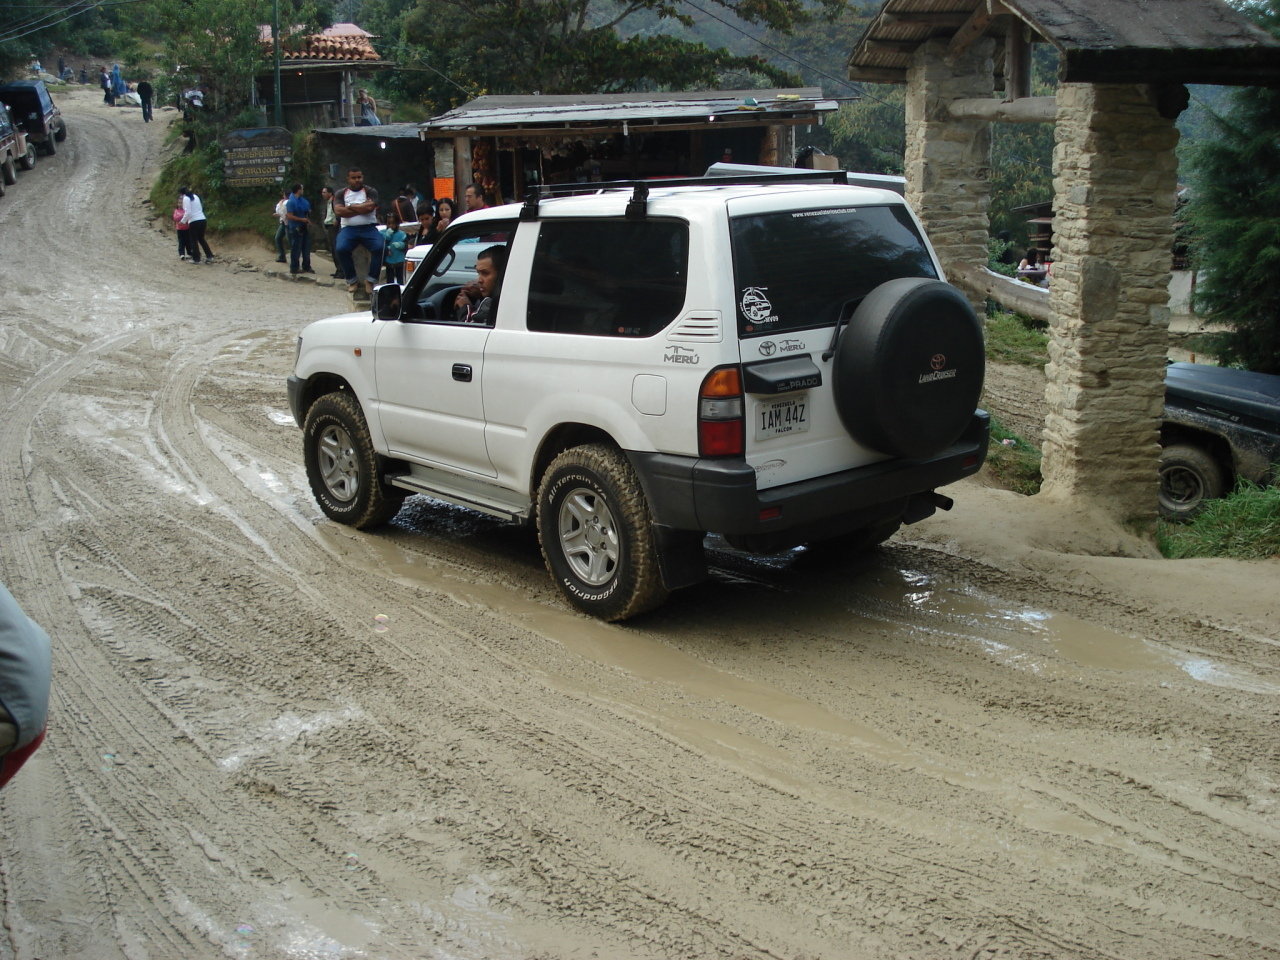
<box><xmin>825</xmin><ymin>84</ymin><xmax>905</xmax><ymax>174</ymax></box>
<box><xmin>0</xmin><ymin>0</ymin><xmax>124</xmax><ymax>77</ymax></box>
<box><xmin>1185</xmin><ymin>0</ymin><xmax>1280</xmax><ymax>374</ymax></box>
<box><xmin>136</xmin><ymin>0</ymin><xmax>328</xmax><ymax>126</ymax></box>
<box><xmin>370</xmin><ymin>0</ymin><xmax>835</xmax><ymax>113</ymax></box>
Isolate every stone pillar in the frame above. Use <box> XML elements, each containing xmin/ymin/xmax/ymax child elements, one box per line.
<box><xmin>1041</xmin><ymin>83</ymin><xmax>1180</xmax><ymax>524</ymax></box>
<box><xmin>904</xmin><ymin>38</ymin><xmax>995</xmax><ymax>308</ymax></box>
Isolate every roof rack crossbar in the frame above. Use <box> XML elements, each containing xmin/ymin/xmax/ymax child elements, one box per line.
<box><xmin>518</xmin><ymin>168</ymin><xmax>848</xmax><ymax>219</ymax></box>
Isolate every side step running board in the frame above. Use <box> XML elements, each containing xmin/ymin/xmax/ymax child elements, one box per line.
<box><xmin>386</xmin><ymin>467</ymin><xmax>531</xmax><ymax>523</ymax></box>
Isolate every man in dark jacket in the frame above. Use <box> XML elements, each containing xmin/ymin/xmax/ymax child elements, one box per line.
<box><xmin>136</xmin><ymin>78</ymin><xmax>154</xmax><ymax>122</ymax></box>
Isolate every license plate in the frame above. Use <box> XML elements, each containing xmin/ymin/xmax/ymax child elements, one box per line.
<box><xmin>755</xmin><ymin>394</ymin><xmax>809</xmax><ymax>440</ymax></box>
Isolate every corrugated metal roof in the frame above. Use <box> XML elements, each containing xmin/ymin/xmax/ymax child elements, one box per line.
<box><xmin>847</xmin><ymin>0</ymin><xmax>1280</xmax><ymax>86</ymax></box>
<box><xmin>420</xmin><ymin>88</ymin><xmax>838</xmax><ymax>134</ymax></box>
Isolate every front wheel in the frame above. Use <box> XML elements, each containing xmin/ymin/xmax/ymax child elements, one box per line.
<box><xmin>303</xmin><ymin>392</ymin><xmax>406</xmax><ymax>529</ymax></box>
<box><xmin>18</xmin><ymin>144</ymin><xmax>35</xmax><ymax>170</ymax></box>
<box><xmin>53</xmin><ymin>122</ymin><xmax>67</xmax><ymax>142</ymax></box>
<box><xmin>1159</xmin><ymin>443</ymin><xmax>1225</xmax><ymax>519</ymax></box>
<box><xmin>1</xmin><ymin>157</ymin><xmax>14</xmax><ymax>185</ymax></box>
<box><xmin>40</xmin><ymin>136</ymin><xmax>55</xmax><ymax>156</ymax></box>
<box><xmin>537</xmin><ymin>444</ymin><xmax>668</xmax><ymax>621</ymax></box>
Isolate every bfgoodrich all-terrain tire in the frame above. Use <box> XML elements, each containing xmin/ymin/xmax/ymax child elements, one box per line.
<box><xmin>1159</xmin><ymin>443</ymin><xmax>1226</xmax><ymax>519</ymax></box>
<box><xmin>537</xmin><ymin>444</ymin><xmax>668</xmax><ymax>621</ymax></box>
<box><xmin>832</xmin><ymin>277</ymin><xmax>985</xmax><ymax>460</ymax></box>
<box><xmin>303</xmin><ymin>391</ymin><xmax>406</xmax><ymax>529</ymax></box>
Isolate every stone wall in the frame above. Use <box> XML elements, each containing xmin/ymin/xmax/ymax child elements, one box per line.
<box><xmin>904</xmin><ymin>38</ymin><xmax>995</xmax><ymax>308</ymax></box>
<box><xmin>1041</xmin><ymin>83</ymin><xmax>1180</xmax><ymax>523</ymax></box>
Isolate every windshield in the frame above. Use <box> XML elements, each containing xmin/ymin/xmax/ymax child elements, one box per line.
<box><xmin>730</xmin><ymin>205</ymin><xmax>937</xmax><ymax>337</ymax></box>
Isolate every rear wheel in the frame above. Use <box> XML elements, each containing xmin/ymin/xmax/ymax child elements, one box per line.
<box><xmin>303</xmin><ymin>392</ymin><xmax>406</xmax><ymax>529</ymax></box>
<box><xmin>1</xmin><ymin>157</ymin><xmax>14</xmax><ymax>185</ymax></box>
<box><xmin>537</xmin><ymin>444</ymin><xmax>668</xmax><ymax>621</ymax></box>
<box><xmin>18</xmin><ymin>144</ymin><xmax>35</xmax><ymax>170</ymax></box>
<box><xmin>1159</xmin><ymin>443</ymin><xmax>1225</xmax><ymax>519</ymax></box>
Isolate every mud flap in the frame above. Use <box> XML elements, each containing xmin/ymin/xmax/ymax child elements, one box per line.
<box><xmin>652</xmin><ymin>525</ymin><xmax>707</xmax><ymax>591</ymax></box>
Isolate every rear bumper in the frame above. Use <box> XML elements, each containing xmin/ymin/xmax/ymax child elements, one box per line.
<box><xmin>629</xmin><ymin>411</ymin><xmax>989</xmax><ymax>536</ymax></box>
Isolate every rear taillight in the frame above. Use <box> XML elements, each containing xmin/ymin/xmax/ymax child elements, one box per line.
<box><xmin>699</xmin><ymin>365</ymin><xmax>744</xmax><ymax>457</ymax></box>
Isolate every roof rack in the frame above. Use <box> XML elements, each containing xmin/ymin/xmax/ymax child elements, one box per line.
<box><xmin>518</xmin><ymin>168</ymin><xmax>849</xmax><ymax>221</ymax></box>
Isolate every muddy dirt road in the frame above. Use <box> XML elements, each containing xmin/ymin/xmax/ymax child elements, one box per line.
<box><xmin>2</xmin><ymin>90</ymin><xmax>1278</xmax><ymax>960</ymax></box>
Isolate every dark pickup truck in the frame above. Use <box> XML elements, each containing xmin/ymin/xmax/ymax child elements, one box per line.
<box><xmin>1160</xmin><ymin>362</ymin><xmax>1280</xmax><ymax>517</ymax></box>
<box><xmin>0</xmin><ymin>80</ymin><xmax>66</xmax><ymax>156</ymax></box>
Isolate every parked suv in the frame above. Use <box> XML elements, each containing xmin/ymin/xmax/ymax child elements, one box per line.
<box><xmin>288</xmin><ymin>171</ymin><xmax>990</xmax><ymax>619</ymax></box>
<box><xmin>1160</xmin><ymin>362</ymin><xmax>1280</xmax><ymax>518</ymax></box>
<box><xmin>0</xmin><ymin>80</ymin><xmax>66</xmax><ymax>156</ymax></box>
<box><xmin>0</xmin><ymin>103</ymin><xmax>36</xmax><ymax>197</ymax></box>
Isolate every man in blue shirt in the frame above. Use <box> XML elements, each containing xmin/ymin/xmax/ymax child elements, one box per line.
<box><xmin>285</xmin><ymin>182</ymin><xmax>314</xmax><ymax>275</ymax></box>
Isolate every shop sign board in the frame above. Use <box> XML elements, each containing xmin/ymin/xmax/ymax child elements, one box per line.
<box><xmin>221</xmin><ymin>127</ymin><xmax>292</xmax><ymax>187</ymax></box>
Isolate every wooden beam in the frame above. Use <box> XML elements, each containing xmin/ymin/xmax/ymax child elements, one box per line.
<box><xmin>947</xmin><ymin>95</ymin><xmax>1056</xmax><ymax>122</ymax></box>
<box><xmin>1005</xmin><ymin>19</ymin><xmax>1031</xmax><ymax>100</ymax></box>
<box><xmin>948</xmin><ymin>5</ymin><xmax>995</xmax><ymax>58</ymax></box>
<box><xmin>949</xmin><ymin>262</ymin><xmax>1053</xmax><ymax>326</ymax></box>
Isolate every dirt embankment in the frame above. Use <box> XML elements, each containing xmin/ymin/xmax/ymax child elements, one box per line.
<box><xmin>0</xmin><ymin>87</ymin><xmax>1277</xmax><ymax>960</ymax></box>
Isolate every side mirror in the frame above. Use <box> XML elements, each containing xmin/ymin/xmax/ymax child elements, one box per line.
<box><xmin>372</xmin><ymin>283</ymin><xmax>402</xmax><ymax>321</ymax></box>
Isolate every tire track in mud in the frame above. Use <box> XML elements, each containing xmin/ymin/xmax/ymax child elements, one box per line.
<box><xmin>4</xmin><ymin>89</ymin><xmax>1280</xmax><ymax>960</ymax></box>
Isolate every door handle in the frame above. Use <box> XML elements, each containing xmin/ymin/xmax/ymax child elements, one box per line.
<box><xmin>452</xmin><ymin>363</ymin><xmax>472</xmax><ymax>382</ymax></box>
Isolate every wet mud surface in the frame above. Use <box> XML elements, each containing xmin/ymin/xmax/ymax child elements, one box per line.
<box><xmin>1</xmin><ymin>90</ymin><xmax>1278</xmax><ymax>959</ymax></box>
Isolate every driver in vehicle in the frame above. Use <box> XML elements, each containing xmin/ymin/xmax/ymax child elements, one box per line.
<box><xmin>453</xmin><ymin>245</ymin><xmax>507</xmax><ymax>324</ymax></box>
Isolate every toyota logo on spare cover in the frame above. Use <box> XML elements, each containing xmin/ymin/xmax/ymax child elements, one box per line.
<box><xmin>758</xmin><ymin>340</ymin><xmax>777</xmax><ymax>357</ymax></box>
<box><xmin>920</xmin><ymin>351</ymin><xmax>958</xmax><ymax>384</ymax></box>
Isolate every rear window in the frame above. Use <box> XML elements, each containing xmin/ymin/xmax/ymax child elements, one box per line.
<box><xmin>730</xmin><ymin>205</ymin><xmax>937</xmax><ymax>337</ymax></box>
<box><xmin>527</xmin><ymin>219</ymin><xmax>687</xmax><ymax>338</ymax></box>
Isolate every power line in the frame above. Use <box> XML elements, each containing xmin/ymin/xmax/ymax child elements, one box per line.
<box><xmin>0</xmin><ymin>0</ymin><xmax>146</xmax><ymax>44</ymax></box>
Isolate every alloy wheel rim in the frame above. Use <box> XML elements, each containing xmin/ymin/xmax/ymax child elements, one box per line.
<box><xmin>558</xmin><ymin>487</ymin><xmax>619</xmax><ymax>586</ymax></box>
<box><xmin>318</xmin><ymin>424</ymin><xmax>360</xmax><ymax>502</ymax></box>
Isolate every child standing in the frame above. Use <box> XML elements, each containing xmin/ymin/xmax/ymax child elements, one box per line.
<box><xmin>173</xmin><ymin>201</ymin><xmax>190</xmax><ymax>260</ymax></box>
<box><xmin>383</xmin><ymin>212</ymin><xmax>407</xmax><ymax>284</ymax></box>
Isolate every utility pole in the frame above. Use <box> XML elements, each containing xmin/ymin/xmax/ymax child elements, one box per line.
<box><xmin>272</xmin><ymin>0</ymin><xmax>283</xmax><ymax>126</ymax></box>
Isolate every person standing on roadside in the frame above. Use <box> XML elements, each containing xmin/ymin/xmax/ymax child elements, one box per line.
<box><xmin>320</xmin><ymin>186</ymin><xmax>340</xmax><ymax>277</ymax></box>
<box><xmin>173</xmin><ymin>199</ymin><xmax>190</xmax><ymax>260</ymax></box>
<box><xmin>382</xmin><ymin>211</ymin><xmax>407</xmax><ymax>284</ymax></box>
<box><xmin>180</xmin><ymin>186</ymin><xmax>215</xmax><ymax>264</ymax></box>
<box><xmin>333</xmin><ymin>167</ymin><xmax>383</xmax><ymax>295</ymax></box>
<box><xmin>100</xmin><ymin>66</ymin><xmax>114</xmax><ymax>106</ymax></box>
<box><xmin>285</xmin><ymin>182</ymin><xmax>314</xmax><ymax>275</ymax></box>
<box><xmin>136</xmin><ymin>77</ymin><xmax>153</xmax><ymax>122</ymax></box>
<box><xmin>273</xmin><ymin>190</ymin><xmax>289</xmax><ymax>263</ymax></box>
<box><xmin>393</xmin><ymin>185</ymin><xmax>419</xmax><ymax>245</ymax></box>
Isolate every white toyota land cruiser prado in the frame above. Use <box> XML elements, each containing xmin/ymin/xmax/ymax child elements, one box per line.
<box><xmin>287</xmin><ymin>169</ymin><xmax>989</xmax><ymax>620</ymax></box>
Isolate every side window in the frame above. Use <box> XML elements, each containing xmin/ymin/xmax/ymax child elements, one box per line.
<box><xmin>404</xmin><ymin>222</ymin><xmax>514</xmax><ymax>324</ymax></box>
<box><xmin>527</xmin><ymin>219</ymin><xmax>688</xmax><ymax>337</ymax></box>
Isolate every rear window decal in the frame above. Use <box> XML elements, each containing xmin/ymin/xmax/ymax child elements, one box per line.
<box><xmin>740</xmin><ymin>287</ymin><xmax>777</xmax><ymax>324</ymax></box>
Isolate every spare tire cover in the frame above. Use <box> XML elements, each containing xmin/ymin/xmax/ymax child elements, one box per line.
<box><xmin>832</xmin><ymin>277</ymin><xmax>984</xmax><ymax>460</ymax></box>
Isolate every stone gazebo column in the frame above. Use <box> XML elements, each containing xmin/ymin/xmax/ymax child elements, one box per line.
<box><xmin>904</xmin><ymin>37</ymin><xmax>995</xmax><ymax>307</ymax></box>
<box><xmin>1041</xmin><ymin>83</ymin><xmax>1180</xmax><ymax>523</ymax></box>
